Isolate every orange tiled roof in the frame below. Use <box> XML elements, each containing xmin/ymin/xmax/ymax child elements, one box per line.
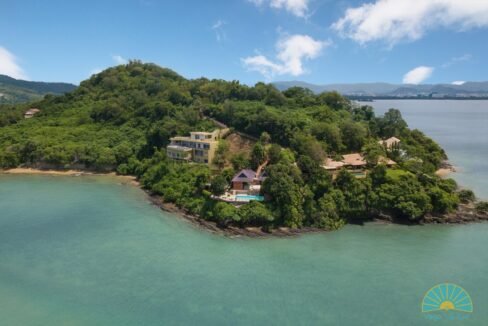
<box><xmin>342</xmin><ymin>153</ymin><xmax>367</xmax><ymax>166</ymax></box>
<box><xmin>379</xmin><ymin>137</ymin><xmax>401</xmax><ymax>148</ymax></box>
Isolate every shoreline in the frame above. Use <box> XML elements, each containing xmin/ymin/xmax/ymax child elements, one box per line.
<box><xmin>2</xmin><ymin>167</ymin><xmax>486</xmax><ymax>238</ymax></box>
<box><xmin>146</xmin><ymin>194</ymin><xmax>328</xmax><ymax>238</ymax></box>
<box><xmin>435</xmin><ymin>167</ymin><xmax>456</xmax><ymax>177</ymax></box>
<box><xmin>146</xmin><ymin>191</ymin><xmax>487</xmax><ymax>237</ymax></box>
<box><xmin>0</xmin><ymin>168</ymin><xmax>140</xmax><ymax>186</ymax></box>
<box><xmin>0</xmin><ymin>167</ymin><xmax>324</xmax><ymax>237</ymax></box>
<box><xmin>435</xmin><ymin>161</ymin><xmax>457</xmax><ymax>178</ymax></box>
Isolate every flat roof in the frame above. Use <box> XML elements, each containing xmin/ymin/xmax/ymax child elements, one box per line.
<box><xmin>170</xmin><ymin>136</ymin><xmax>217</xmax><ymax>143</ymax></box>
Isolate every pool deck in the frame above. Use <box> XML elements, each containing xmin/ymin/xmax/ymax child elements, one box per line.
<box><xmin>212</xmin><ymin>193</ymin><xmax>264</xmax><ymax>204</ymax></box>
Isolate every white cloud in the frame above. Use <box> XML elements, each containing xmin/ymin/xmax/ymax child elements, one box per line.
<box><xmin>212</xmin><ymin>20</ymin><xmax>224</xmax><ymax>29</ymax></box>
<box><xmin>89</xmin><ymin>54</ymin><xmax>127</xmax><ymax>77</ymax></box>
<box><xmin>242</xmin><ymin>34</ymin><xmax>329</xmax><ymax>78</ymax></box>
<box><xmin>90</xmin><ymin>54</ymin><xmax>129</xmax><ymax>76</ymax></box>
<box><xmin>402</xmin><ymin>66</ymin><xmax>434</xmax><ymax>84</ymax></box>
<box><xmin>90</xmin><ymin>68</ymin><xmax>103</xmax><ymax>76</ymax></box>
<box><xmin>333</xmin><ymin>0</ymin><xmax>488</xmax><ymax>45</ymax></box>
<box><xmin>248</xmin><ymin>0</ymin><xmax>309</xmax><ymax>17</ymax></box>
<box><xmin>112</xmin><ymin>55</ymin><xmax>127</xmax><ymax>65</ymax></box>
<box><xmin>442</xmin><ymin>54</ymin><xmax>472</xmax><ymax>68</ymax></box>
<box><xmin>0</xmin><ymin>46</ymin><xmax>28</xmax><ymax>80</ymax></box>
<box><xmin>451</xmin><ymin>80</ymin><xmax>466</xmax><ymax>85</ymax></box>
<box><xmin>242</xmin><ymin>55</ymin><xmax>283</xmax><ymax>77</ymax></box>
<box><xmin>212</xmin><ymin>20</ymin><xmax>227</xmax><ymax>42</ymax></box>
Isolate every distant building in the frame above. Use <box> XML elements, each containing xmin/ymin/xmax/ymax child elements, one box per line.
<box><xmin>323</xmin><ymin>158</ymin><xmax>345</xmax><ymax>171</ymax></box>
<box><xmin>166</xmin><ymin>129</ymin><xmax>227</xmax><ymax>165</ymax></box>
<box><xmin>324</xmin><ymin>153</ymin><xmax>367</xmax><ymax>170</ymax></box>
<box><xmin>24</xmin><ymin>108</ymin><xmax>40</xmax><ymax>119</ymax></box>
<box><xmin>323</xmin><ymin>153</ymin><xmax>395</xmax><ymax>171</ymax></box>
<box><xmin>379</xmin><ymin>137</ymin><xmax>401</xmax><ymax>150</ymax></box>
<box><xmin>342</xmin><ymin>153</ymin><xmax>367</xmax><ymax>168</ymax></box>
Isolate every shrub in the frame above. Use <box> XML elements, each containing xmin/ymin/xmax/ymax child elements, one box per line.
<box><xmin>458</xmin><ymin>189</ymin><xmax>476</xmax><ymax>204</ymax></box>
<box><xmin>475</xmin><ymin>201</ymin><xmax>488</xmax><ymax>214</ymax></box>
<box><xmin>210</xmin><ymin>175</ymin><xmax>227</xmax><ymax>196</ymax></box>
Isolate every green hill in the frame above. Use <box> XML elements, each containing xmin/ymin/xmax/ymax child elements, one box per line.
<box><xmin>0</xmin><ymin>74</ymin><xmax>76</xmax><ymax>104</ymax></box>
<box><xmin>0</xmin><ymin>61</ymin><xmax>466</xmax><ymax>230</ymax></box>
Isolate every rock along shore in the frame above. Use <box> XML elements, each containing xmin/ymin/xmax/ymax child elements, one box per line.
<box><xmin>2</xmin><ymin>167</ymin><xmax>486</xmax><ymax>238</ymax></box>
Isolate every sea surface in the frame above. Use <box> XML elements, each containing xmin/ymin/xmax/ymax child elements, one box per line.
<box><xmin>1</xmin><ymin>100</ymin><xmax>488</xmax><ymax>325</ymax></box>
<box><xmin>361</xmin><ymin>99</ymin><xmax>488</xmax><ymax>199</ymax></box>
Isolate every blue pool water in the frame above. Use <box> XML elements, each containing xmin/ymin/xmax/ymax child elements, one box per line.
<box><xmin>235</xmin><ymin>195</ymin><xmax>264</xmax><ymax>202</ymax></box>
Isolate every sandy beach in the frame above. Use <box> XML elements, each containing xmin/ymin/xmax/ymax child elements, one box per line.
<box><xmin>435</xmin><ymin>166</ymin><xmax>457</xmax><ymax>177</ymax></box>
<box><xmin>0</xmin><ymin>168</ymin><xmax>140</xmax><ymax>186</ymax></box>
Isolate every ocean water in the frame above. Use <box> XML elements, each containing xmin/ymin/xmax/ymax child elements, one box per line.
<box><xmin>1</xmin><ymin>100</ymin><xmax>488</xmax><ymax>325</ymax></box>
<box><xmin>1</xmin><ymin>174</ymin><xmax>487</xmax><ymax>325</ymax></box>
<box><xmin>361</xmin><ymin>100</ymin><xmax>488</xmax><ymax>199</ymax></box>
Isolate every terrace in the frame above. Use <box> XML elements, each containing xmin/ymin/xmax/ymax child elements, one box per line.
<box><xmin>215</xmin><ymin>193</ymin><xmax>265</xmax><ymax>204</ymax></box>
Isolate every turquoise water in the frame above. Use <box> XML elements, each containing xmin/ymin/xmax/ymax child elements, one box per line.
<box><xmin>235</xmin><ymin>194</ymin><xmax>264</xmax><ymax>202</ymax></box>
<box><xmin>362</xmin><ymin>100</ymin><xmax>488</xmax><ymax>199</ymax></box>
<box><xmin>1</xmin><ymin>174</ymin><xmax>488</xmax><ymax>325</ymax></box>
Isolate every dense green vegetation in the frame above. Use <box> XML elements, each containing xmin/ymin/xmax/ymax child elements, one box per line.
<box><xmin>0</xmin><ymin>74</ymin><xmax>76</xmax><ymax>104</ymax></box>
<box><xmin>0</xmin><ymin>62</ymin><xmax>465</xmax><ymax>230</ymax></box>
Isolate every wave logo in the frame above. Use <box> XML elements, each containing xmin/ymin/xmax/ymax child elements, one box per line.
<box><xmin>422</xmin><ymin>283</ymin><xmax>473</xmax><ymax>321</ymax></box>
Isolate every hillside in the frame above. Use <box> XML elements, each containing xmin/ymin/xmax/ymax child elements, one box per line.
<box><xmin>0</xmin><ymin>74</ymin><xmax>76</xmax><ymax>104</ymax></box>
<box><xmin>273</xmin><ymin>81</ymin><xmax>488</xmax><ymax>98</ymax></box>
<box><xmin>0</xmin><ymin>62</ymin><xmax>470</xmax><ymax>231</ymax></box>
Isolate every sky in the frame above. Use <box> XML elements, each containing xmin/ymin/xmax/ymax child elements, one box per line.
<box><xmin>1</xmin><ymin>0</ymin><xmax>488</xmax><ymax>85</ymax></box>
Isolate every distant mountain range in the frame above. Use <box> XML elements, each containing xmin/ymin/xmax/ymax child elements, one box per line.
<box><xmin>0</xmin><ymin>75</ymin><xmax>77</xmax><ymax>104</ymax></box>
<box><xmin>3</xmin><ymin>73</ymin><xmax>487</xmax><ymax>104</ymax></box>
<box><xmin>273</xmin><ymin>81</ymin><xmax>488</xmax><ymax>99</ymax></box>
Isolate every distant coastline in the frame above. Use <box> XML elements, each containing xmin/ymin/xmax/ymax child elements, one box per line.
<box><xmin>273</xmin><ymin>81</ymin><xmax>488</xmax><ymax>100</ymax></box>
<box><xmin>350</xmin><ymin>96</ymin><xmax>488</xmax><ymax>101</ymax></box>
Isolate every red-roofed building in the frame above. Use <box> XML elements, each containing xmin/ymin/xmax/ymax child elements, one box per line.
<box><xmin>231</xmin><ymin>169</ymin><xmax>267</xmax><ymax>191</ymax></box>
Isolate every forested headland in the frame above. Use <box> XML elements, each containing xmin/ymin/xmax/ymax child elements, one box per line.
<box><xmin>1</xmin><ymin>62</ymin><xmax>485</xmax><ymax>232</ymax></box>
<box><xmin>0</xmin><ymin>74</ymin><xmax>76</xmax><ymax>104</ymax></box>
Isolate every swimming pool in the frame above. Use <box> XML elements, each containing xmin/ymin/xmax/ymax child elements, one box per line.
<box><xmin>352</xmin><ymin>171</ymin><xmax>367</xmax><ymax>178</ymax></box>
<box><xmin>235</xmin><ymin>195</ymin><xmax>264</xmax><ymax>202</ymax></box>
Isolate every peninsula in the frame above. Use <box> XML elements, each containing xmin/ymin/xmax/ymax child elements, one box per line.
<box><xmin>1</xmin><ymin>62</ymin><xmax>486</xmax><ymax>234</ymax></box>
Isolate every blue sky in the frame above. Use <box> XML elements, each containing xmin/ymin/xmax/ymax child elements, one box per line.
<box><xmin>1</xmin><ymin>0</ymin><xmax>487</xmax><ymax>85</ymax></box>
